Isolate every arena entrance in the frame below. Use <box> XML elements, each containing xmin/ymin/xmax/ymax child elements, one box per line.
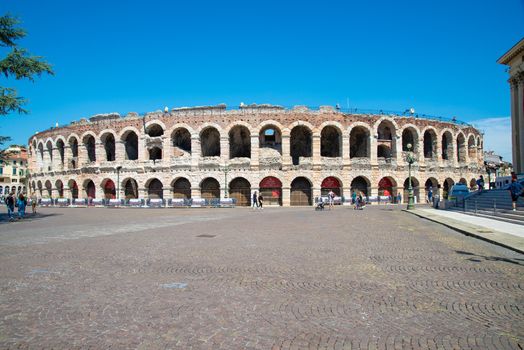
<box><xmin>229</xmin><ymin>177</ymin><xmax>251</xmax><ymax>206</ymax></box>
<box><xmin>443</xmin><ymin>178</ymin><xmax>454</xmax><ymax>199</ymax></box>
<box><xmin>147</xmin><ymin>179</ymin><xmax>163</xmax><ymax>199</ymax></box>
<box><xmin>403</xmin><ymin>177</ymin><xmax>420</xmax><ymax>204</ymax></box>
<box><xmin>68</xmin><ymin>180</ymin><xmax>79</xmax><ymax>199</ymax></box>
<box><xmin>173</xmin><ymin>178</ymin><xmax>191</xmax><ymax>199</ymax></box>
<box><xmin>123</xmin><ymin>179</ymin><xmax>138</xmax><ymax>199</ymax></box>
<box><xmin>350</xmin><ymin>176</ymin><xmax>369</xmax><ymax>197</ymax></box>
<box><xmin>259</xmin><ymin>176</ymin><xmax>282</xmax><ymax>206</ymax></box>
<box><xmin>85</xmin><ymin>180</ymin><xmax>96</xmax><ymax>199</ymax></box>
<box><xmin>103</xmin><ymin>179</ymin><xmax>116</xmax><ymax>199</ymax></box>
<box><xmin>201</xmin><ymin>178</ymin><xmax>220</xmax><ymax>201</ymax></box>
<box><xmin>290</xmin><ymin>177</ymin><xmax>312</xmax><ymax>206</ymax></box>
<box><xmin>321</xmin><ymin>177</ymin><xmax>342</xmax><ymax>196</ymax></box>
<box><xmin>378</xmin><ymin>177</ymin><xmax>396</xmax><ymax>198</ymax></box>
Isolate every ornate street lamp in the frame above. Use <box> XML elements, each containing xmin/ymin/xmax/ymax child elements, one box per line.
<box><xmin>222</xmin><ymin>164</ymin><xmax>229</xmax><ymax>198</ymax></box>
<box><xmin>405</xmin><ymin>143</ymin><xmax>416</xmax><ymax>210</ymax></box>
<box><xmin>116</xmin><ymin>166</ymin><xmax>122</xmax><ymax>200</ymax></box>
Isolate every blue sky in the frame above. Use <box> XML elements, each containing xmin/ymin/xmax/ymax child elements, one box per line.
<box><xmin>1</xmin><ymin>0</ymin><xmax>522</xmax><ymax>161</ymax></box>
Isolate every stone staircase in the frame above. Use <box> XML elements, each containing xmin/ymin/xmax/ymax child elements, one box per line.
<box><xmin>449</xmin><ymin>189</ymin><xmax>524</xmax><ymax>225</ymax></box>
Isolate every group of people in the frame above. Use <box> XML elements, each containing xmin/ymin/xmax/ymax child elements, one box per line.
<box><xmin>4</xmin><ymin>192</ymin><xmax>37</xmax><ymax>221</ymax></box>
<box><xmin>252</xmin><ymin>191</ymin><xmax>264</xmax><ymax>209</ymax></box>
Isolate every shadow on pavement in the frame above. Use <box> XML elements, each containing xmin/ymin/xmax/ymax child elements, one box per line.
<box><xmin>0</xmin><ymin>212</ymin><xmax>63</xmax><ymax>224</ymax></box>
<box><xmin>455</xmin><ymin>250</ymin><xmax>524</xmax><ymax>266</ymax></box>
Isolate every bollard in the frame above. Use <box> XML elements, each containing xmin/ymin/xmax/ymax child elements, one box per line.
<box><xmin>493</xmin><ymin>199</ymin><xmax>496</xmax><ymax>215</ymax></box>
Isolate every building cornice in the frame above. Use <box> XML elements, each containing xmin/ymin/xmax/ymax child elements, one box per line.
<box><xmin>497</xmin><ymin>37</ymin><xmax>524</xmax><ymax>65</ymax></box>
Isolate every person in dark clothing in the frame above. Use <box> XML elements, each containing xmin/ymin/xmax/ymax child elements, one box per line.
<box><xmin>509</xmin><ymin>178</ymin><xmax>523</xmax><ymax>211</ymax></box>
<box><xmin>5</xmin><ymin>192</ymin><xmax>15</xmax><ymax>220</ymax></box>
<box><xmin>476</xmin><ymin>175</ymin><xmax>485</xmax><ymax>191</ymax></box>
<box><xmin>252</xmin><ymin>191</ymin><xmax>258</xmax><ymax>209</ymax></box>
<box><xmin>258</xmin><ymin>193</ymin><xmax>264</xmax><ymax>209</ymax></box>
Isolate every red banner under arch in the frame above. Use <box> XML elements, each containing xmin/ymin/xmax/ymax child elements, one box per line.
<box><xmin>259</xmin><ymin>176</ymin><xmax>282</xmax><ymax>188</ymax></box>
<box><xmin>321</xmin><ymin>177</ymin><xmax>340</xmax><ymax>188</ymax></box>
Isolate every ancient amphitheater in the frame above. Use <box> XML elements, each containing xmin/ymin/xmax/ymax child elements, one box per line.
<box><xmin>27</xmin><ymin>104</ymin><xmax>484</xmax><ymax>206</ymax></box>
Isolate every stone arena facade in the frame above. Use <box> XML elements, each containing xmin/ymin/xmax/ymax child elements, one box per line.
<box><xmin>27</xmin><ymin>105</ymin><xmax>484</xmax><ymax>206</ymax></box>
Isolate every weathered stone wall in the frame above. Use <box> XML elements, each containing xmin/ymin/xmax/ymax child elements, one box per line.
<box><xmin>27</xmin><ymin>107</ymin><xmax>485</xmax><ymax>205</ymax></box>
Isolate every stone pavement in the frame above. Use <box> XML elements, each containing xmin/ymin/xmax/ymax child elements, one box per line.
<box><xmin>406</xmin><ymin>208</ymin><xmax>524</xmax><ymax>254</ymax></box>
<box><xmin>0</xmin><ymin>206</ymin><xmax>523</xmax><ymax>349</ymax></box>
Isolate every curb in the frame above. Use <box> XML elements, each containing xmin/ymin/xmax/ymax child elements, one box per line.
<box><xmin>402</xmin><ymin>209</ymin><xmax>524</xmax><ymax>255</ymax></box>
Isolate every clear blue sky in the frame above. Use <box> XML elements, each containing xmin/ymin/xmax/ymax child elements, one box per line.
<box><xmin>1</xmin><ymin>0</ymin><xmax>523</xmax><ymax>160</ymax></box>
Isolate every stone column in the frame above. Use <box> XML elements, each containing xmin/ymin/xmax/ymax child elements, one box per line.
<box><xmin>162</xmin><ymin>136</ymin><xmax>171</xmax><ymax>165</ymax></box>
<box><xmin>250</xmin><ymin>135</ymin><xmax>259</xmax><ymax>170</ymax></box>
<box><xmin>312</xmin><ymin>134</ymin><xmax>321</xmax><ymax>170</ymax></box>
<box><xmin>140</xmin><ymin>187</ymin><xmax>148</xmax><ymax>200</ymax></box>
<box><xmin>312</xmin><ymin>186</ymin><xmax>321</xmax><ymax>204</ymax></box>
<box><xmin>342</xmin><ymin>135</ymin><xmax>350</xmax><ymax>168</ymax></box>
<box><xmin>138</xmin><ymin>137</ymin><xmax>147</xmax><ymax>162</ymax></box>
<box><xmin>370</xmin><ymin>135</ymin><xmax>377</xmax><ymax>165</ymax></box>
<box><xmin>282</xmin><ymin>186</ymin><xmax>290</xmax><ymax>207</ymax></box>
<box><xmin>115</xmin><ymin>140</ymin><xmax>125</xmax><ymax>163</ymax></box>
<box><xmin>220</xmin><ymin>136</ymin><xmax>230</xmax><ymax>164</ymax></box>
<box><xmin>191</xmin><ymin>187</ymin><xmax>200</xmax><ymax>199</ymax></box>
<box><xmin>394</xmin><ymin>134</ymin><xmax>402</xmax><ymax>162</ymax></box>
<box><xmin>282</xmin><ymin>135</ymin><xmax>291</xmax><ymax>169</ymax></box>
<box><xmin>191</xmin><ymin>136</ymin><xmax>201</xmax><ymax>170</ymax></box>
<box><xmin>511</xmin><ymin>79</ymin><xmax>520</xmax><ymax>172</ymax></box>
<box><xmin>95</xmin><ymin>142</ymin><xmax>104</xmax><ymax>164</ymax></box>
<box><xmin>518</xmin><ymin>77</ymin><xmax>524</xmax><ymax>173</ymax></box>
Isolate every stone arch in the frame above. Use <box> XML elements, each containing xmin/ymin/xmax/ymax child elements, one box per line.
<box><xmin>37</xmin><ymin>142</ymin><xmax>45</xmax><ymax>165</ymax></box>
<box><xmin>321</xmin><ymin>176</ymin><xmax>343</xmax><ymax>196</ymax></box>
<box><xmin>229</xmin><ymin>125</ymin><xmax>251</xmax><ymax>159</ymax></box>
<box><xmin>146</xmin><ymin>178</ymin><xmax>163</xmax><ymax>199</ymax></box>
<box><xmin>122</xmin><ymin>177</ymin><xmax>139</xmax><ymax>199</ymax></box>
<box><xmin>101</xmin><ymin>178</ymin><xmax>116</xmax><ymax>199</ymax></box>
<box><xmin>401</xmin><ymin>126</ymin><xmax>419</xmax><ymax>152</ymax></box>
<box><xmin>83</xmin><ymin>179</ymin><xmax>96</xmax><ymax>199</ymax></box>
<box><xmin>378</xmin><ymin>176</ymin><xmax>398</xmax><ymax>197</ymax></box>
<box><xmin>456</xmin><ymin>132</ymin><xmax>466</xmax><ymax>163</ymax></box>
<box><xmin>68</xmin><ymin>179</ymin><xmax>79</xmax><ymax>199</ymax></box>
<box><xmin>148</xmin><ymin>146</ymin><xmax>162</xmax><ymax>161</ymax></box>
<box><xmin>349</xmin><ymin>124</ymin><xmax>371</xmax><ymax>158</ymax></box>
<box><xmin>320</xmin><ymin>125</ymin><xmax>342</xmax><ymax>157</ymax></box>
<box><xmin>145</xmin><ymin>122</ymin><xmax>165</xmax><ymax>137</ymax></box>
<box><xmin>172</xmin><ymin>177</ymin><xmax>191</xmax><ymax>199</ymax></box>
<box><xmin>200</xmin><ymin>126</ymin><xmax>221</xmax><ymax>157</ymax></box>
<box><xmin>290</xmin><ymin>176</ymin><xmax>312</xmax><ymax>206</ymax></box>
<box><xmin>121</xmin><ymin>129</ymin><xmax>139</xmax><ymax>160</ymax></box>
<box><xmin>441</xmin><ymin>130</ymin><xmax>454</xmax><ymax>160</ymax></box>
<box><xmin>259</xmin><ymin>123</ymin><xmax>282</xmax><ymax>154</ymax></box>
<box><xmin>290</xmin><ymin>125</ymin><xmax>312</xmax><ymax>165</ymax></box>
<box><xmin>376</xmin><ymin>119</ymin><xmax>398</xmax><ymax>158</ymax></box>
<box><xmin>100</xmin><ymin>132</ymin><xmax>116</xmax><ymax>162</ymax></box>
<box><xmin>200</xmin><ymin>177</ymin><xmax>220</xmax><ymax>200</ymax></box>
<box><xmin>350</xmin><ymin>176</ymin><xmax>370</xmax><ymax>197</ymax></box>
<box><xmin>425</xmin><ymin>177</ymin><xmax>439</xmax><ymax>192</ymax></box>
<box><xmin>423</xmin><ymin>128</ymin><xmax>437</xmax><ymax>159</ymax></box>
<box><xmin>229</xmin><ymin>177</ymin><xmax>251</xmax><ymax>206</ymax></box>
<box><xmin>443</xmin><ymin>177</ymin><xmax>455</xmax><ymax>199</ymax></box>
<box><xmin>45</xmin><ymin>140</ymin><xmax>53</xmax><ymax>163</ymax></box>
<box><xmin>55</xmin><ymin>179</ymin><xmax>64</xmax><ymax>197</ymax></box>
<box><xmin>377</xmin><ymin>144</ymin><xmax>391</xmax><ymax>158</ymax></box>
<box><xmin>467</xmin><ymin>134</ymin><xmax>476</xmax><ymax>160</ymax></box>
<box><xmin>82</xmin><ymin>133</ymin><xmax>97</xmax><ymax>162</ymax></box>
<box><xmin>403</xmin><ymin>176</ymin><xmax>420</xmax><ymax>204</ymax></box>
<box><xmin>171</xmin><ymin>127</ymin><xmax>192</xmax><ymax>156</ymax></box>
<box><xmin>37</xmin><ymin>180</ymin><xmax>43</xmax><ymax>196</ymax></box>
<box><xmin>259</xmin><ymin>176</ymin><xmax>283</xmax><ymax>206</ymax></box>
<box><xmin>470</xmin><ymin>178</ymin><xmax>477</xmax><ymax>190</ymax></box>
<box><xmin>373</xmin><ymin>117</ymin><xmax>399</xmax><ymax>137</ymax></box>
<box><xmin>56</xmin><ymin>138</ymin><xmax>65</xmax><ymax>165</ymax></box>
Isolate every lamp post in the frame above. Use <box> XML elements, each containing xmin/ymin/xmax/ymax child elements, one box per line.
<box><xmin>222</xmin><ymin>164</ymin><xmax>229</xmax><ymax>198</ymax></box>
<box><xmin>116</xmin><ymin>166</ymin><xmax>122</xmax><ymax>200</ymax></box>
<box><xmin>405</xmin><ymin>143</ymin><xmax>416</xmax><ymax>210</ymax></box>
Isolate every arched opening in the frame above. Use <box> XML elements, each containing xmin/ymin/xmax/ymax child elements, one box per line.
<box><xmin>146</xmin><ymin>123</ymin><xmax>164</xmax><ymax>137</ymax></box>
<box><xmin>229</xmin><ymin>177</ymin><xmax>251</xmax><ymax>206</ymax></box>
<box><xmin>377</xmin><ymin>120</ymin><xmax>396</xmax><ymax>159</ymax></box>
<box><xmin>259</xmin><ymin>126</ymin><xmax>282</xmax><ymax>154</ymax></box>
<box><xmin>456</xmin><ymin>134</ymin><xmax>466</xmax><ymax>162</ymax></box>
<box><xmin>46</xmin><ymin>141</ymin><xmax>53</xmax><ymax>163</ymax></box>
<box><xmin>468</xmin><ymin>135</ymin><xmax>476</xmax><ymax>160</ymax></box>
<box><xmin>123</xmin><ymin>178</ymin><xmax>139</xmax><ymax>199</ymax></box>
<box><xmin>201</xmin><ymin>127</ymin><xmax>221</xmax><ymax>157</ymax></box>
<box><xmin>321</xmin><ymin>126</ymin><xmax>341</xmax><ymax>157</ymax></box>
<box><xmin>377</xmin><ymin>144</ymin><xmax>391</xmax><ymax>158</ymax></box>
<box><xmin>402</xmin><ymin>128</ymin><xmax>418</xmax><ymax>152</ymax></box>
<box><xmin>321</xmin><ymin>176</ymin><xmax>342</xmax><ymax>196</ymax></box>
<box><xmin>68</xmin><ymin>180</ymin><xmax>78</xmax><ymax>199</ymax></box>
<box><xmin>149</xmin><ymin>146</ymin><xmax>162</xmax><ymax>161</ymax></box>
<box><xmin>122</xmin><ymin>131</ymin><xmax>139</xmax><ymax>160</ymax></box>
<box><xmin>470</xmin><ymin>178</ymin><xmax>477</xmax><ymax>190</ymax></box>
<box><xmin>101</xmin><ymin>133</ymin><xmax>116</xmax><ymax>161</ymax></box>
<box><xmin>102</xmin><ymin>179</ymin><xmax>116</xmax><ymax>199</ymax></box>
<box><xmin>350</xmin><ymin>126</ymin><xmax>370</xmax><ymax>158</ymax></box>
<box><xmin>201</xmin><ymin>178</ymin><xmax>220</xmax><ymax>200</ymax></box>
<box><xmin>229</xmin><ymin>125</ymin><xmax>251</xmax><ymax>159</ymax></box>
<box><xmin>443</xmin><ymin>178</ymin><xmax>454</xmax><ymax>199</ymax></box>
<box><xmin>83</xmin><ymin>135</ymin><xmax>96</xmax><ymax>162</ymax></box>
<box><xmin>37</xmin><ymin>180</ymin><xmax>42</xmax><ymax>196</ymax></box>
<box><xmin>56</xmin><ymin>139</ymin><xmax>65</xmax><ymax>165</ymax></box>
<box><xmin>441</xmin><ymin>131</ymin><xmax>453</xmax><ymax>160</ymax></box>
<box><xmin>147</xmin><ymin>178</ymin><xmax>163</xmax><ymax>199</ymax></box>
<box><xmin>172</xmin><ymin>128</ymin><xmax>192</xmax><ymax>156</ymax></box>
<box><xmin>259</xmin><ymin>176</ymin><xmax>282</xmax><ymax>206</ymax></box>
<box><xmin>0</xmin><ymin>186</ymin><xmax>3</xmax><ymax>195</ymax></box>
<box><xmin>378</xmin><ymin>177</ymin><xmax>397</xmax><ymax>198</ymax></box>
<box><xmin>459</xmin><ymin>178</ymin><xmax>467</xmax><ymax>185</ymax></box>
<box><xmin>403</xmin><ymin>177</ymin><xmax>420</xmax><ymax>204</ymax></box>
<box><xmin>55</xmin><ymin>180</ymin><xmax>64</xmax><ymax>198</ymax></box>
<box><xmin>350</xmin><ymin>176</ymin><xmax>370</xmax><ymax>197</ymax></box>
<box><xmin>423</xmin><ymin>129</ymin><xmax>437</xmax><ymax>159</ymax></box>
<box><xmin>45</xmin><ymin>180</ymin><xmax>52</xmax><ymax>197</ymax></box>
<box><xmin>290</xmin><ymin>125</ymin><xmax>312</xmax><ymax>165</ymax></box>
<box><xmin>172</xmin><ymin>178</ymin><xmax>191</xmax><ymax>199</ymax></box>
<box><xmin>85</xmin><ymin>180</ymin><xmax>96</xmax><ymax>199</ymax></box>
<box><xmin>69</xmin><ymin>138</ymin><xmax>79</xmax><ymax>168</ymax></box>
<box><xmin>290</xmin><ymin>177</ymin><xmax>312</xmax><ymax>206</ymax></box>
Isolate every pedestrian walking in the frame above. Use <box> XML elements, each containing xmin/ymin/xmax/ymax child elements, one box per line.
<box><xmin>252</xmin><ymin>191</ymin><xmax>258</xmax><ymax>209</ymax></box>
<box><xmin>509</xmin><ymin>178</ymin><xmax>523</xmax><ymax>211</ymax></box>
<box><xmin>427</xmin><ymin>188</ymin><xmax>433</xmax><ymax>204</ymax></box>
<box><xmin>31</xmin><ymin>192</ymin><xmax>37</xmax><ymax>214</ymax></box>
<box><xmin>17</xmin><ymin>193</ymin><xmax>27</xmax><ymax>219</ymax></box>
<box><xmin>397</xmin><ymin>192</ymin><xmax>402</xmax><ymax>204</ymax></box>
<box><xmin>328</xmin><ymin>190</ymin><xmax>335</xmax><ymax>210</ymax></box>
<box><xmin>258</xmin><ymin>193</ymin><xmax>264</xmax><ymax>209</ymax></box>
<box><xmin>351</xmin><ymin>191</ymin><xmax>357</xmax><ymax>205</ymax></box>
<box><xmin>5</xmin><ymin>191</ymin><xmax>15</xmax><ymax>221</ymax></box>
<box><xmin>476</xmin><ymin>175</ymin><xmax>485</xmax><ymax>191</ymax></box>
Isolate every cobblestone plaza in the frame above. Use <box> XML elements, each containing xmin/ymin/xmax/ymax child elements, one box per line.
<box><xmin>0</xmin><ymin>206</ymin><xmax>523</xmax><ymax>349</ymax></box>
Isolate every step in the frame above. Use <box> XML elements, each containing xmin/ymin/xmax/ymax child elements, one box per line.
<box><xmin>448</xmin><ymin>208</ymin><xmax>524</xmax><ymax>226</ymax></box>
